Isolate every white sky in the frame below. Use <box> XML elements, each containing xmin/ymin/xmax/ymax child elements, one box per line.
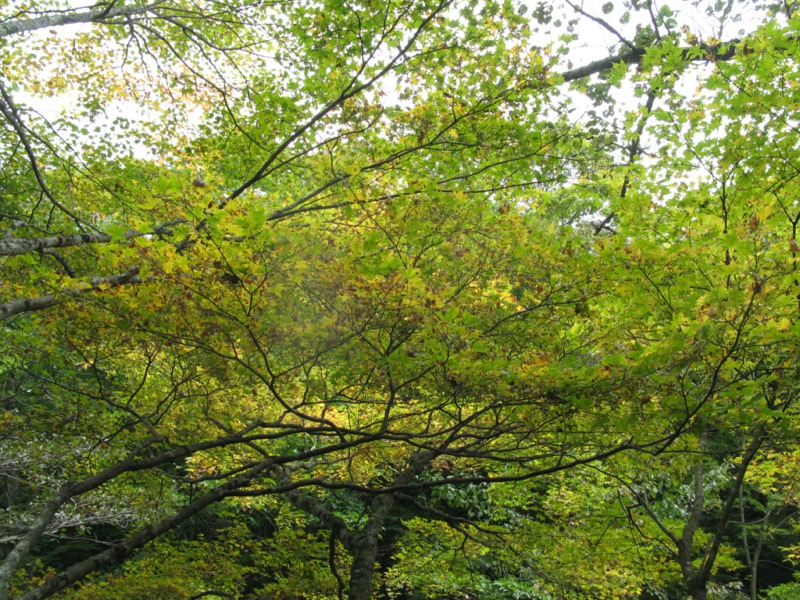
<box><xmin>7</xmin><ymin>0</ymin><xmax>775</xmax><ymax>167</ymax></box>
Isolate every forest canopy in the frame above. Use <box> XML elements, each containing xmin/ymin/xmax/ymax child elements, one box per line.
<box><xmin>1</xmin><ymin>1</ymin><xmax>800</xmax><ymax>599</ymax></box>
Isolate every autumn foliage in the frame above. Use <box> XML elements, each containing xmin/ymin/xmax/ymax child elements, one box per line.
<box><xmin>2</xmin><ymin>1</ymin><xmax>800</xmax><ymax>599</ymax></box>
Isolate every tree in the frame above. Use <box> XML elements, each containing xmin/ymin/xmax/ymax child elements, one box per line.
<box><xmin>2</xmin><ymin>1</ymin><xmax>800</xmax><ymax>599</ymax></box>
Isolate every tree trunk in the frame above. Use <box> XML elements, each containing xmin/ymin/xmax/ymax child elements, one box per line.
<box><xmin>687</xmin><ymin>582</ymin><xmax>708</xmax><ymax>600</ymax></box>
<box><xmin>677</xmin><ymin>429</ymin><xmax>765</xmax><ymax>600</ymax></box>
<box><xmin>748</xmin><ymin>510</ymin><xmax>768</xmax><ymax>600</ymax></box>
<box><xmin>347</xmin><ymin>451</ymin><xmax>434</xmax><ymax>600</ymax></box>
<box><xmin>347</xmin><ymin>494</ymin><xmax>395</xmax><ymax>600</ymax></box>
<box><xmin>677</xmin><ymin>430</ymin><xmax>707</xmax><ymax>600</ymax></box>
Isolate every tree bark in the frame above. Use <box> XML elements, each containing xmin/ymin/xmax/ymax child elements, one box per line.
<box><xmin>347</xmin><ymin>493</ymin><xmax>395</xmax><ymax>600</ymax></box>
<box><xmin>675</xmin><ymin>428</ymin><xmax>764</xmax><ymax>600</ymax></box>
<box><xmin>0</xmin><ymin>3</ymin><xmax>164</xmax><ymax>39</ymax></box>
<box><xmin>347</xmin><ymin>450</ymin><xmax>435</xmax><ymax>600</ymax></box>
<box><xmin>687</xmin><ymin>583</ymin><xmax>708</xmax><ymax>600</ymax></box>
<box><xmin>0</xmin><ymin>233</ymin><xmax>111</xmax><ymax>257</ymax></box>
<box><xmin>677</xmin><ymin>428</ymin><xmax>708</xmax><ymax>599</ymax></box>
<box><xmin>0</xmin><ymin>267</ymin><xmax>141</xmax><ymax>321</ymax></box>
<box><xmin>560</xmin><ymin>39</ymin><xmax>742</xmax><ymax>82</ymax></box>
<box><xmin>749</xmin><ymin>516</ymin><xmax>767</xmax><ymax>600</ymax></box>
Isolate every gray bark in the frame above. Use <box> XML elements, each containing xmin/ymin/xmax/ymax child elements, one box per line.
<box><xmin>0</xmin><ymin>267</ymin><xmax>140</xmax><ymax>321</ymax></box>
<box><xmin>347</xmin><ymin>451</ymin><xmax>435</xmax><ymax>600</ymax></box>
<box><xmin>347</xmin><ymin>494</ymin><xmax>395</xmax><ymax>600</ymax></box>
<box><xmin>560</xmin><ymin>39</ymin><xmax>742</xmax><ymax>82</ymax></box>
<box><xmin>0</xmin><ymin>233</ymin><xmax>111</xmax><ymax>257</ymax></box>
<box><xmin>0</xmin><ymin>3</ymin><xmax>165</xmax><ymax>39</ymax></box>
<box><xmin>677</xmin><ymin>430</ymin><xmax>708</xmax><ymax>594</ymax></box>
<box><xmin>0</xmin><ymin>294</ymin><xmax>58</xmax><ymax>321</ymax></box>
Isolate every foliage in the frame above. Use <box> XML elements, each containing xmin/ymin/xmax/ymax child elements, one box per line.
<box><xmin>0</xmin><ymin>1</ymin><xmax>800</xmax><ymax>600</ymax></box>
<box><xmin>59</xmin><ymin>524</ymin><xmax>264</xmax><ymax>600</ymax></box>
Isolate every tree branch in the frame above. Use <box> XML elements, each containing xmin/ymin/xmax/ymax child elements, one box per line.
<box><xmin>0</xmin><ymin>267</ymin><xmax>142</xmax><ymax>321</ymax></box>
<box><xmin>0</xmin><ymin>2</ymin><xmax>167</xmax><ymax>38</ymax></box>
<box><xmin>560</xmin><ymin>39</ymin><xmax>743</xmax><ymax>82</ymax></box>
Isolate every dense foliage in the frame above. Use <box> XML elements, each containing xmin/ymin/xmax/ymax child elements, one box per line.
<box><xmin>1</xmin><ymin>0</ymin><xmax>800</xmax><ymax>599</ymax></box>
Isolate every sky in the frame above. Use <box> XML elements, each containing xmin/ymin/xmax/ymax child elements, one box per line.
<box><xmin>5</xmin><ymin>0</ymin><xmax>776</xmax><ymax>169</ymax></box>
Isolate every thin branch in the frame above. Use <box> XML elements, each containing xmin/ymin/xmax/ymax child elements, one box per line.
<box><xmin>224</xmin><ymin>0</ymin><xmax>455</xmax><ymax>204</ymax></box>
<box><xmin>0</xmin><ymin>82</ymin><xmax>85</xmax><ymax>228</ymax></box>
<box><xmin>565</xmin><ymin>0</ymin><xmax>636</xmax><ymax>50</ymax></box>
